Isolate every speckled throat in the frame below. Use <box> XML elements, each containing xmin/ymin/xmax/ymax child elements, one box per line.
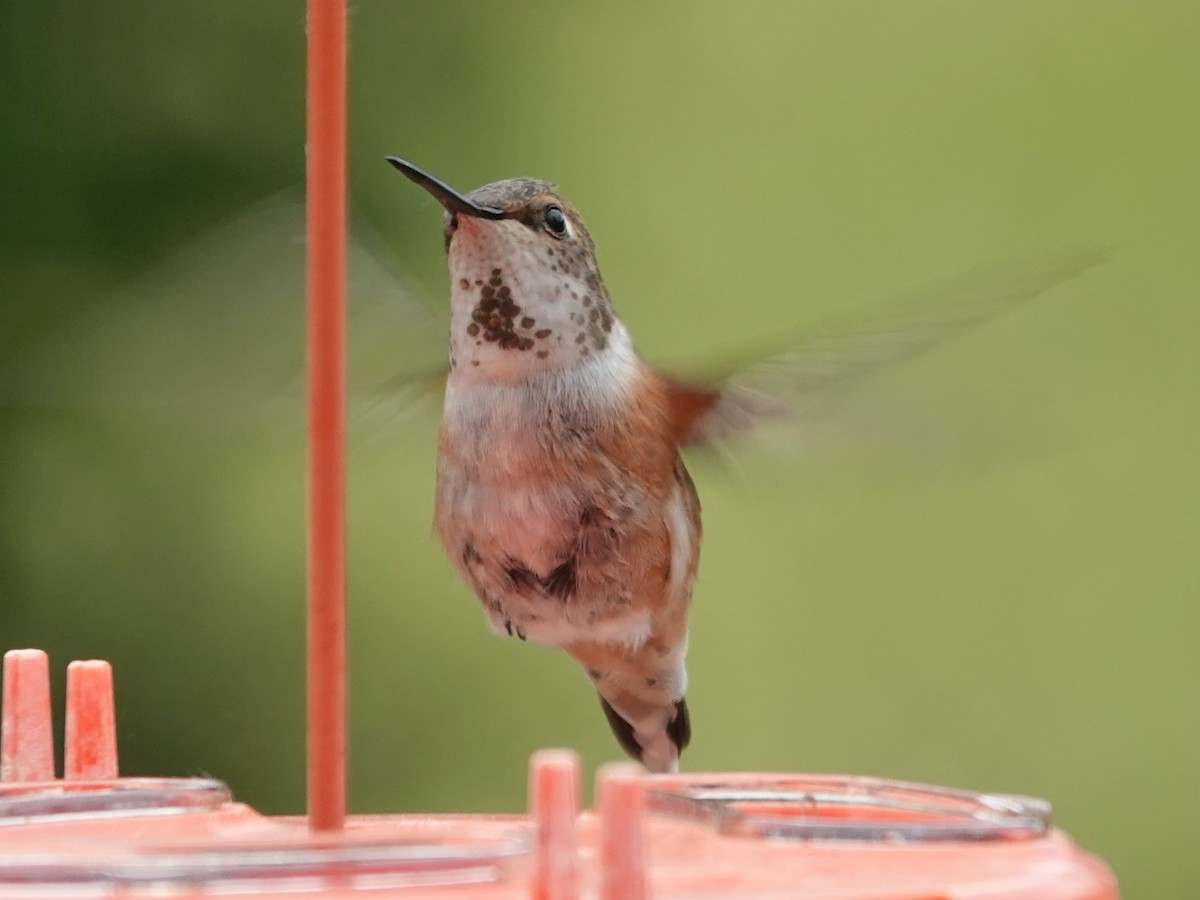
<box><xmin>445</xmin><ymin>210</ymin><xmax>620</xmax><ymax>383</ymax></box>
<box><xmin>381</xmin><ymin>161</ymin><xmax>619</xmax><ymax>384</ymax></box>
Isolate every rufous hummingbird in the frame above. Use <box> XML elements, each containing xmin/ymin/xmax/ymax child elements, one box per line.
<box><xmin>386</xmin><ymin>156</ymin><xmax>1103</xmax><ymax>773</ymax></box>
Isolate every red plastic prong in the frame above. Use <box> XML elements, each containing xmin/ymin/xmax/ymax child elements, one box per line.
<box><xmin>1</xmin><ymin>649</ymin><xmax>55</xmax><ymax>782</ymax></box>
<box><xmin>64</xmin><ymin>660</ymin><xmax>118</xmax><ymax>780</ymax></box>
<box><xmin>528</xmin><ymin>749</ymin><xmax>581</xmax><ymax>900</ymax></box>
<box><xmin>596</xmin><ymin>763</ymin><xmax>647</xmax><ymax>900</ymax></box>
<box><xmin>305</xmin><ymin>0</ymin><xmax>348</xmax><ymax>834</ymax></box>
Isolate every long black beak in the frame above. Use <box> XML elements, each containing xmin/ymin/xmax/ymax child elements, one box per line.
<box><xmin>385</xmin><ymin>157</ymin><xmax>506</xmax><ymax>220</ymax></box>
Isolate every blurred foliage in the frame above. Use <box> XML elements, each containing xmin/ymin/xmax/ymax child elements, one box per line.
<box><xmin>2</xmin><ymin>2</ymin><xmax>1198</xmax><ymax>896</ymax></box>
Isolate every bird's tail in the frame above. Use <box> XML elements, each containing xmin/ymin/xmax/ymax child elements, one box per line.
<box><xmin>568</xmin><ymin>638</ymin><xmax>691</xmax><ymax>774</ymax></box>
<box><xmin>599</xmin><ymin>692</ymin><xmax>691</xmax><ymax>774</ymax></box>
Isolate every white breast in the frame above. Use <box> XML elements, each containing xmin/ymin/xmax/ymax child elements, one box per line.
<box><xmin>437</xmin><ymin>325</ymin><xmax>656</xmax><ymax>646</ymax></box>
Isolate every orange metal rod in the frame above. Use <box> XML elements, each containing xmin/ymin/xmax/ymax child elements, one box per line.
<box><xmin>305</xmin><ymin>0</ymin><xmax>347</xmax><ymax>832</ymax></box>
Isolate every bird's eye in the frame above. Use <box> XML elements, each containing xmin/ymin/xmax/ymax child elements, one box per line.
<box><xmin>544</xmin><ymin>206</ymin><xmax>568</xmax><ymax>238</ymax></box>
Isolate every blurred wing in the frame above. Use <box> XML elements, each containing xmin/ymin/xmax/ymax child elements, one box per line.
<box><xmin>667</xmin><ymin>246</ymin><xmax>1109</xmax><ymax>448</ymax></box>
<box><xmin>2</xmin><ymin>193</ymin><xmax>448</xmax><ymax>444</ymax></box>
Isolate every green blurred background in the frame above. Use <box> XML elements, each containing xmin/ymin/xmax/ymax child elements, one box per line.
<box><xmin>2</xmin><ymin>2</ymin><xmax>1197</xmax><ymax>895</ymax></box>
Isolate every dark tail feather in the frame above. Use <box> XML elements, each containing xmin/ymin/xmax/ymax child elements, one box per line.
<box><xmin>599</xmin><ymin>695</ymin><xmax>691</xmax><ymax>771</ymax></box>
<box><xmin>600</xmin><ymin>695</ymin><xmax>643</xmax><ymax>760</ymax></box>
<box><xmin>668</xmin><ymin>697</ymin><xmax>692</xmax><ymax>751</ymax></box>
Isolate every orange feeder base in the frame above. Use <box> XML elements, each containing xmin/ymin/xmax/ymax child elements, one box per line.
<box><xmin>0</xmin><ymin>649</ymin><xmax>1117</xmax><ymax>899</ymax></box>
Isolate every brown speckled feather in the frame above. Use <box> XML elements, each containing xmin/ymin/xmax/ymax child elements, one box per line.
<box><xmin>435</xmin><ymin>333</ymin><xmax>702</xmax><ymax>770</ymax></box>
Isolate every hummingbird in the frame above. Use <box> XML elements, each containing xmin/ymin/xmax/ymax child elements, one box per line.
<box><xmin>386</xmin><ymin>156</ymin><xmax>1104</xmax><ymax>773</ymax></box>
